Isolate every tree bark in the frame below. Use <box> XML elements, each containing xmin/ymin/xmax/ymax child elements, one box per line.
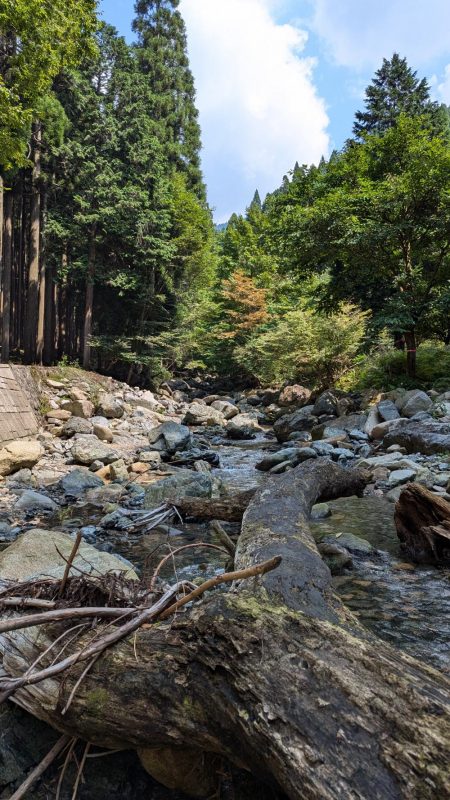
<box><xmin>83</xmin><ymin>227</ymin><xmax>96</xmax><ymax>369</ymax></box>
<box><xmin>395</xmin><ymin>483</ymin><xmax>450</xmax><ymax>563</ymax></box>
<box><xmin>1</xmin><ymin>188</ymin><xmax>13</xmax><ymax>362</ymax></box>
<box><xmin>175</xmin><ymin>490</ymin><xmax>256</xmax><ymax>521</ymax></box>
<box><xmin>404</xmin><ymin>330</ymin><xmax>416</xmax><ymax>379</ymax></box>
<box><xmin>24</xmin><ymin>122</ymin><xmax>42</xmax><ymax>363</ymax></box>
<box><xmin>36</xmin><ymin>182</ymin><xmax>47</xmax><ymax>363</ymax></box>
<box><xmin>1</xmin><ymin>461</ymin><xmax>449</xmax><ymax>800</ymax></box>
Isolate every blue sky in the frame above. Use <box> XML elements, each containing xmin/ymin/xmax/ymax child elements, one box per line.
<box><xmin>100</xmin><ymin>0</ymin><xmax>450</xmax><ymax>221</ymax></box>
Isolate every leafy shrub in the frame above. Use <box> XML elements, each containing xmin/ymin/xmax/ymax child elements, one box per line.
<box><xmin>353</xmin><ymin>341</ymin><xmax>450</xmax><ymax>390</ymax></box>
<box><xmin>234</xmin><ymin>304</ymin><xmax>368</xmax><ymax>388</ymax></box>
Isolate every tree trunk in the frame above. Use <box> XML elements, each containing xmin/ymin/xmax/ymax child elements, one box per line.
<box><xmin>36</xmin><ymin>183</ymin><xmax>47</xmax><ymax>363</ymax></box>
<box><xmin>83</xmin><ymin>227</ymin><xmax>96</xmax><ymax>369</ymax></box>
<box><xmin>0</xmin><ymin>175</ymin><xmax>3</xmax><ymax>324</ymax></box>
<box><xmin>1</xmin><ymin>460</ymin><xmax>448</xmax><ymax>799</ymax></box>
<box><xmin>1</xmin><ymin>188</ymin><xmax>13</xmax><ymax>362</ymax></box>
<box><xmin>24</xmin><ymin>122</ymin><xmax>42</xmax><ymax>363</ymax></box>
<box><xmin>404</xmin><ymin>330</ymin><xmax>416</xmax><ymax>378</ymax></box>
<box><xmin>175</xmin><ymin>490</ymin><xmax>256</xmax><ymax>521</ymax></box>
<box><xmin>395</xmin><ymin>483</ymin><xmax>450</xmax><ymax>563</ymax></box>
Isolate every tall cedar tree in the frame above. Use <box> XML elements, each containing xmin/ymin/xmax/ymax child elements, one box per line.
<box><xmin>132</xmin><ymin>0</ymin><xmax>204</xmax><ymax>200</ymax></box>
<box><xmin>353</xmin><ymin>53</ymin><xmax>442</xmax><ymax>138</ymax></box>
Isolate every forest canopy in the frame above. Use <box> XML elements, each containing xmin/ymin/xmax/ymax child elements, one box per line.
<box><xmin>0</xmin><ymin>2</ymin><xmax>449</xmax><ymax>391</ymax></box>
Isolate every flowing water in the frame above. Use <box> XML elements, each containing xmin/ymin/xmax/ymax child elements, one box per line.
<box><xmin>58</xmin><ymin>436</ymin><xmax>449</xmax><ymax>671</ymax></box>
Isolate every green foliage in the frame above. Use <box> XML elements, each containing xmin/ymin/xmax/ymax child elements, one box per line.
<box><xmin>353</xmin><ymin>342</ymin><xmax>450</xmax><ymax>391</ymax></box>
<box><xmin>0</xmin><ymin>0</ymin><xmax>97</xmax><ymax>169</ymax></box>
<box><xmin>235</xmin><ymin>304</ymin><xmax>368</xmax><ymax>389</ymax></box>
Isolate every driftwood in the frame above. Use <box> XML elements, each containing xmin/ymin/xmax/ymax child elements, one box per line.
<box><xmin>395</xmin><ymin>483</ymin><xmax>450</xmax><ymax>563</ymax></box>
<box><xmin>1</xmin><ymin>459</ymin><xmax>449</xmax><ymax>799</ymax></box>
<box><xmin>174</xmin><ymin>489</ymin><xmax>256</xmax><ymax>521</ymax></box>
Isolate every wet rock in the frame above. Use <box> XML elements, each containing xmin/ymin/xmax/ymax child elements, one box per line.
<box><xmin>100</xmin><ymin>509</ymin><xmax>134</xmax><ymax>530</ymax></box>
<box><xmin>397</xmin><ymin>389</ymin><xmax>432</xmax><ymax>418</ymax></box>
<box><xmin>226</xmin><ymin>412</ymin><xmax>262</xmax><ymax>440</ymax></box>
<box><xmin>256</xmin><ymin>447</ymin><xmax>299</xmax><ymax>471</ymax></box>
<box><xmin>15</xmin><ymin>490</ymin><xmax>59</xmax><ymax>514</ymax></box>
<box><xmin>0</xmin><ymin>529</ymin><xmax>138</xmax><ymax>581</ymax></box>
<box><xmin>183</xmin><ymin>402</ymin><xmax>226</xmax><ymax>426</ymax></box>
<box><xmin>0</xmin><ymin>439</ymin><xmax>43</xmax><ymax>477</ymax></box>
<box><xmin>274</xmin><ymin>406</ymin><xmax>317</xmax><ymax>442</ymax></box>
<box><xmin>377</xmin><ymin>399</ymin><xmax>400</xmax><ymax>421</ymax></box>
<box><xmin>170</xmin><ymin>449</ymin><xmax>220</xmax><ymax>468</ymax></box>
<box><xmin>318</xmin><ymin>541</ymin><xmax>352</xmax><ymax>574</ymax></box>
<box><xmin>70</xmin><ymin>435</ymin><xmax>119</xmax><ymax>466</ymax></box>
<box><xmin>323</xmin><ymin>532</ymin><xmax>373</xmax><ymax>555</ymax></box>
<box><xmin>388</xmin><ymin>468</ymin><xmax>416</xmax><ymax>487</ymax></box>
<box><xmin>144</xmin><ymin>470</ymin><xmax>213</xmax><ymax>507</ymax></box>
<box><xmin>62</xmin><ymin>416</ymin><xmax>94</xmax><ymax>437</ymax></box>
<box><xmin>311</xmin><ymin>503</ymin><xmax>331</xmax><ymax>520</ymax></box>
<box><xmin>148</xmin><ymin>422</ymin><xmax>192</xmax><ymax>454</ymax></box>
<box><xmin>270</xmin><ymin>460</ymin><xmax>294</xmax><ymax>474</ymax></box>
<box><xmin>278</xmin><ymin>384</ymin><xmax>312</xmax><ymax>407</ymax></box>
<box><xmin>97</xmin><ymin>393</ymin><xmax>124</xmax><ymax>419</ymax></box>
<box><xmin>313</xmin><ymin>391</ymin><xmax>338</xmax><ymax>416</ymax></box>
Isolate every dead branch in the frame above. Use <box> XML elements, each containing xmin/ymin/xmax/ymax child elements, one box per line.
<box><xmin>59</xmin><ymin>532</ymin><xmax>82</xmax><ymax>597</ymax></box>
<box><xmin>149</xmin><ymin>542</ymin><xmax>229</xmax><ymax>591</ymax></box>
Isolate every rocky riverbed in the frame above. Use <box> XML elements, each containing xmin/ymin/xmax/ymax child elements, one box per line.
<box><xmin>1</xmin><ymin>370</ymin><xmax>450</xmax><ymax>797</ymax></box>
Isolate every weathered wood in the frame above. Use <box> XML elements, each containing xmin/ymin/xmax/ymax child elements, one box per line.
<box><xmin>1</xmin><ymin>460</ymin><xmax>449</xmax><ymax>800</ymax></box>
<box><xmin>174</xmin><ymin>489</ymin><xmax>256</xmax><ymax>521</ymax></box>
<box><xmin>395</xmin><ymin>482</ymin><xmax>450</xmax><ymax>563</ymax></box>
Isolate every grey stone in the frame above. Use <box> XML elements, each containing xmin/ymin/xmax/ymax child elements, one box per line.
<box><xmin>318</xmin><ymin>541</ymin><xmax>352</xmax><ymax>574</ymax></box>
<box><xmin>61</xmin><ymin>416</ymin><xmax>93</xmax><ymax>437</ymax></box>
<box><xmin>183</xmin><ymin>402</ymin><xmax>226</xmax><ymax>426</ymax></box>
<box><xmin>274</xmin><ymin>406</ymin><xmax>317</xmax><ymax>442</ymax></box>
<box><xmin>97</xmin><ymin>393</ymin><xmax>124</xmax><ymax>419</ymax></box>
<box><xmin>0</xmin><ymin>439</ymin><xmax>43</xmax><ymax>477</ymax></box>
<box><xmin>0</xmin><ymin>529</ymin><xmax>138</xmax><ymax>582</ymax></box>
<box><xmin>61</xmin><ymin>398</ymin><xmax>95</xmax><ymax>418</ymax></box>
<box><xmin>313</xmin><ymin>391</ymin><xmax>338</xmax><ymax>416</ymax></box>
<box><xmin>70</xmin><ymin>435</ymin><xmax>119</xmax><ymax>466</ymax></box>
<box><xmin>15</xmin><ymin>490</ymin><xmax>59</xmax><ymax>513</ymax></box>
<box><xmin>398</xmin><ymin>390</ymin><xmax>432</xmax><ymax>418</ymax></box>
<box><xmin>93</xmin><ymin>423</ymin><xmax>114</xmax><ymax>443</ymax></box>
<box><xmin>388</xmin><ymin>468</ymin><xmax>416</xmax><ymax>487</ymax></box>
<box><xmin>311</xmin><ymin>441</ymin><xmax>334</xmax><ymax>456</ymax></box>
<box><xmin>148</xmin><ymin>421</ymin><xmax>192</xmax><ymax>454</ymax></box>
<box><xmin>256</xmin><ymin>447</ymin><xmax>299</xmax><ymax>471</ymax></box>
<box><xmin>109</xmin><ymin>459</ymin><xmax>129</xmax><ymax>483</ymax></box>
<box><xmin>311</xmin><ymin>502</ymin><xmax>331</xmax><ymax>520</ymax></box>
<box><xmin>322</xmin><ymin>532</ymin><xmax>373</xmax><ymax>555</ymax></box>
<box><xmin>377</xmin><ymin>399</ymin><xmax>400</xmax><ymax>421</ymax></box>
<box><xmin>210</xmin><ymin>400</ymin><xmax>239</xmax><ymax>419</ymax></box>
<box><xmin>226</xmin><ymin>413</ymin><xmax>262</xmax><ymax>440</ymax></box>
<box><xmin>278</xmin><ymin>384</ymin><xmax>312</xmax><ymax>407</ymax></box>
<box><xmin>144</xmin><ymin>469</ymin><xmax>213</xmax><ymax>507</ymax></box>
<box><xmin>60</xmin><ymin>468</ymin><xmax>104</xmax><ymax>497</ymax></box>
<box><xmin>383</xmin><ymin>421</ymin><xmax>450</xmax><ymax>455</ymax></box>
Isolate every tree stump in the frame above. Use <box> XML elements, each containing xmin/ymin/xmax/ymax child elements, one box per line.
<box><xmin>395</xmin><ymin>483</ymin><xmax>450</xmax><ymax>563</ymax></box>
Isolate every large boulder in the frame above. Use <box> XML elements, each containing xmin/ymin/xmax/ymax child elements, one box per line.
<box><xmin>313</xmin><ymin>391</ymin><xmax>338</xmax><ymax>417</ymax></box>
<box><xmin>278</xmin><ymin>385</ymin><xmax>312</xmax><ymax>408</ymax></box>
<box><xmin>97</xmin><ymin>393</ymin><xmax>124</xmax><ymax>419</ymax></box>
<box><xmin>210</xmin><ymin>400</ymin><xmax>239</xmax><ymax>419</ymax></box>
<box><xmin>70</xmin><ymin>434</ymin><xmax>119</xmax><ymax>466</ymax></box>
<box><xmin>61</xmin><ymin>398</ymin><xmax>94</xmax><ymax>418</ymax></box>
<box><xmin>0</xmin><ymin>529</ymin><xmax>138</xmax><ymax>581</ymax></box>
<box><xmin>147</xmin><ymin>421</ymin><xmax>192</xmax><ymax>455</ymax></box>
<box><xmin>61</xmin><ymin>416</ymin><xmax>93</xmax><ymax>437</ymax></box>
<box><xmin>274</xmin><ymin>406</ymin><xmax>317</xmax><ymax>442</ymax></box>
<box><xmin>144</xmin><ymin>469</ymin><xmax>213</xmax><ymax>507</ymax></box>
<box><xmin>0</xmin><ymin>439</ymin><xmax>43</xmax><ymax>477</ymax></box>
<box><xmin>383</xmin><ymin>421</ymin><xmax>450</xmax><ymax>455</ymax></box>
<box><xmin>397</xmin><ymin>390</ymin><xmax>432</xmax><ymax>418</ymax></box>
<box><xmin>370</xmin><ymin>417</ymin><xmax>405</xmax><ymax>440</ymax></box>
<box><xmin>183</xmin><ymin>402</ymin><xmax>226</xmax><ymax>427</ymax></box>
<box><xmin>60</xmin><ymin>467</ymin><xmax>104</xmax><ymax>497</ymax></box>
<box><xmin>377</xmin><ymin>399</ymin><xmax>401</xmax><ymax>421</ymax></box>
<box><xmin>226</xmin><ymin>412</ymin><xmax>262</xmax><ymax>440</ymax></box>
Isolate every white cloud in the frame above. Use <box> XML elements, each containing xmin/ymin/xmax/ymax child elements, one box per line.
<box><xmin>435</xmin><ymin>64</ymin><xmax>450</xmax><ymax>104</ymax></box>
<box><xmin>180</xmin><ymin>0</ymin><xmax>329</xmax><ymax>221</ymax></box>
<box><xmin>311</xmin><ymin>0</ymin><xmax>450</xmax><ymax>69</ymax></box>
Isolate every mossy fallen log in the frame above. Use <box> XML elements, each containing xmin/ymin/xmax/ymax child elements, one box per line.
<box><xmin>1</xmin><ymin>460</ymin><xmax>449</xmax><ymax>799</ymax></box>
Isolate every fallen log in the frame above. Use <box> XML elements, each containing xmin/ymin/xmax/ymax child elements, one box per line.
<box><xmin>174</xmin><ymin>489</ymin><xmax>256</xmax><ymax>521</ymax></box>
<box><xmin>1</xmin><ymin>459</ymin><xmax>449</xmax><ymax>800</ymax></box>
<box><xmin>395</xmin><ymin>482</ymin><xmax>450</xmax><ymax>563</ymax></box>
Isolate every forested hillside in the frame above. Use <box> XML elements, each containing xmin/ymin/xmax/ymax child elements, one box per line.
<box><xmin>1</xmin><ymin>2</ymin><xmax>450</xmax><ymax>391</ymax></box>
